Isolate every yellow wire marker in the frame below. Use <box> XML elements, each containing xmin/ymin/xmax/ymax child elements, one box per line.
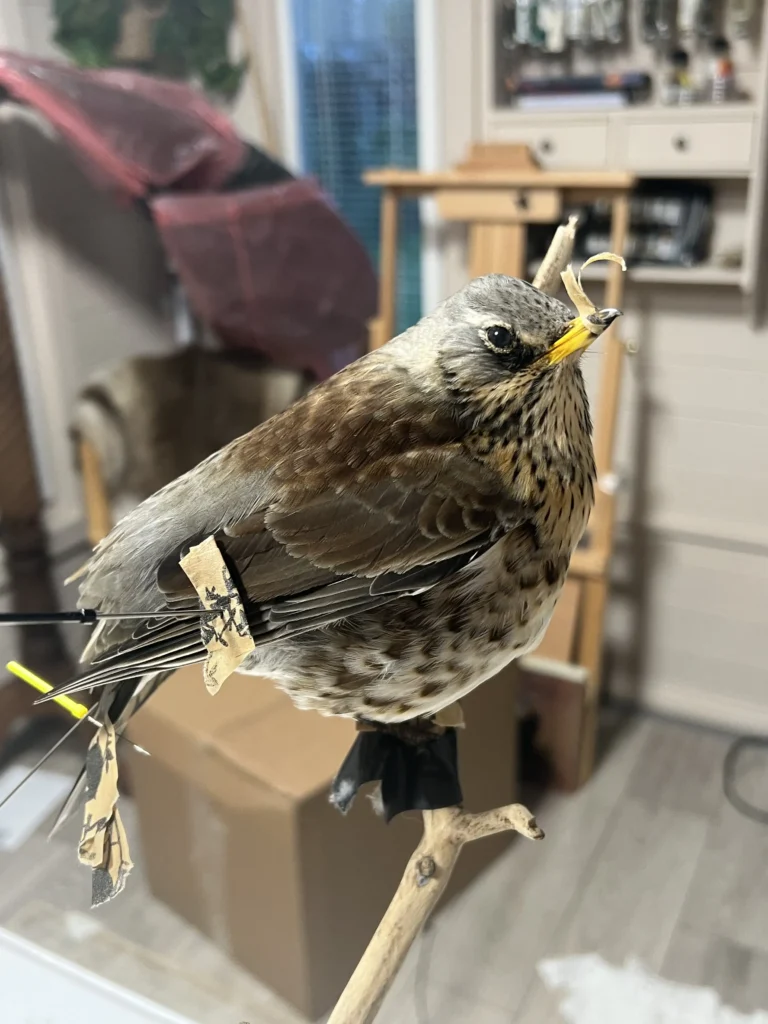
<box><xmin>6</xmin><ymin>660</ymin><xmax>89</xmax><ymax>721</ymax></box>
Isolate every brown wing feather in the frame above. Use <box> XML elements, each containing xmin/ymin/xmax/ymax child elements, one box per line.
<box><xmin>76</xmin><ymin>353</ymin><xmax>523</xmax><ymax>664</ymax></box>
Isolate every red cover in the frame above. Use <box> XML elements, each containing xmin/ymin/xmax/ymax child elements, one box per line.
<box><xmin>153</xmin><ymin>179</ymin><xmax>376</xmax><ymax>378</ymax></box>
<box><xmin>0</xmin><ymin>52</ymin><xmax>377</xmax><ymax>377</ymax></box>
<box><xmin>0</xmin><ymin>51</ymin><xmax>244</xmax><ymax>199</ymax></box>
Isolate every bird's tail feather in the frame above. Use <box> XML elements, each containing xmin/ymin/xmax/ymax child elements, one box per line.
<box><xmin>35</xmin><ymin>626</ymin><xmax>207</xmax><ymax>705</ymax></box>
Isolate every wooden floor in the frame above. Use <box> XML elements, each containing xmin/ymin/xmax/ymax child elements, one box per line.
<box><xmin>0</xmin><ymin>709</ymin><xmax>765</xmax><ymax>1023</ymax></box>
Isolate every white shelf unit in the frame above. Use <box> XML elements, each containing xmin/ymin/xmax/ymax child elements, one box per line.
<box><xmin>480</xmin><ymin>0</ymin><xmax>768</xmax><ymax>310</ymax></box>
<box><xmin>485</xmin><ymin>103</ymin><xmax>758</xmax><ymax>178</ymax></box>
<box><xmin>471</xmin><ymin>1</ymin><xmax>768</xmax><ymax>731</ymax></box>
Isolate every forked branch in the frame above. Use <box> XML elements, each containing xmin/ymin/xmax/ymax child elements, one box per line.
<box><xmin>327</xmin><ymin>803</ymin><xmax>543</xmax><ymax>1024</ymax></box>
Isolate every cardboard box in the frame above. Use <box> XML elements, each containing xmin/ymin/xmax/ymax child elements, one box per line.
<box><xmin>126</xmin><ymin>665</ymin><xmax>517</xmax><ymax>1019</ymax></box>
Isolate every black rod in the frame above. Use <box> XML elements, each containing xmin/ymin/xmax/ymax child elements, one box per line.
<box><xmin>0</xmin><ymin>610</ymin><xmax>97</xmax><ymax>626</ymax></box>
<box><xmin>0</xmin><ymin>609</ymin><xmax>215</xmax><ymax>627</ymax></box>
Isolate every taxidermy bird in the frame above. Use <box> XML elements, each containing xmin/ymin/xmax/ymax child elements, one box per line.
<box><xmin>44</xmin><ymin>273</ymin><xmax>620</xmax><ymax>821</ymax></box>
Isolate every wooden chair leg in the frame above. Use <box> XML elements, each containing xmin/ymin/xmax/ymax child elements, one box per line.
<box><xmin>79</xmin><ymin>438</ymin><xmax>113</xmax><ymax>547</ymax></box>
<box><xmin>377</xmin><ymin>187</ymin><xmax>399</xmax><ymax>345</ymax></box>
<box><xmin>367</xmin><ymin>317</ymin><xmax>386</xmax><ymax>352</ymax></box>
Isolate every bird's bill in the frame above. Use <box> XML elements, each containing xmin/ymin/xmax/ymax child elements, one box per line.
<box><xmin>547</xmin><ymin>308</ymin><xmax>622</xmax><ymax>365</ymax></box>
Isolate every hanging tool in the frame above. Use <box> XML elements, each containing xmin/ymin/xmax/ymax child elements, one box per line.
<box><xmin>566</xmin><ymin>0</ymin><xmax>587</xmax><ymax>42</ymax></box>
<box><xmin>514</xmin><ymin>0</ymin><xmax>534</xmax><ymax>45</ymax></box>
<box><xmin>585</xmin><ymin>0</ymin><xmax>624</xmax><ymax>43</ymax></box>
<box><xmin>642</xmin><ymin>0</ymin><xmax>672</xmax><ymax>41</ymax></box>
<box><xmin>585</xmin><ymin>0</ymin><xmax>607</xmax><ymax>41</ymax></box>
<box><xmin>500</xmin><ymin>0</ymin><xmax>519</xmax><ymax>49</ymax></box>
<box><xmin>730</xmin><ymin>0</ymin><xmax>755</xmax><ymax>38</ymax></box>
<box><xmin>641</xmin><ymin>0</ymin><xmax>656</xmax><ymax>40</ymax></box>
<box><xmin>600</xmin><ymin>0</ymin><xmax>625</xmax><ymax>43</ymax></box>
<box><xmin>697</xmin><ymin>0</ymin><xmax>717</xmax><ymax>38</ymax></box>
<box><xmin>657</xmin><ymin>0</ymin><xmax>674</xmax><ymax>40</ymax></box>
<box><xmin>538</xmin><ymin>0</ymin><xmax>567</xmax><ymax>51</ymax></box>
<box><xmin>677</xmin><ymin>0</ymin><xmax>699</xmax><ymax>36</ymax></box>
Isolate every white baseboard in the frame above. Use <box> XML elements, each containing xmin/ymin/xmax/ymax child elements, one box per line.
<box><xmin>630</xmin><ymin>679</ymin><xmax>768</xmax><ymax>736</ymax></box>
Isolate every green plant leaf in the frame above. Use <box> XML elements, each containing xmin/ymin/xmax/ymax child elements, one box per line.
<box><xmin>51</xmin><ymin>0</ymin><xmax>246</xmax><ymax>99</ymax></box>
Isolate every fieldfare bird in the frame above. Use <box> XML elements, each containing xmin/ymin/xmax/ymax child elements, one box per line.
<box><xmin>44</xmin><ymin>273</ymin><xmax>620</xmax><ymax>817</ymax></box>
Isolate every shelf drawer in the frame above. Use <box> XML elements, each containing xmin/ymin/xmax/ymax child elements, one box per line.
<box><xmin>623</xmin><ymin>118</ymin><xmax>754</xmax><ymax>174</ymax></box>
<box><xmin>486</xmin><ymin>119</ymin><xmax>608</xmax><ymax>169</ymax></box>
<box><xmin>436</xmin><ymin>187</ymin><xmax>561</xmax><ymax>223</ymax></box>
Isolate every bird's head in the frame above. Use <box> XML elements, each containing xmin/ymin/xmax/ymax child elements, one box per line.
<box><xmin>426</xmin><ymin>274</ymin><xmax>621</xmax><ymax>457</ymax></box>
<box><xmin>435</xmin><ymin>273</ymin><xmax>621</xmax><ymax>393</ymax></box>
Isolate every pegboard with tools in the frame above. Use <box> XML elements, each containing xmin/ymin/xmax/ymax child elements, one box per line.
<box><xmin>493</xmin><ymin>0</ymin><xmax>760</xmax><ymax>108</ymax></box>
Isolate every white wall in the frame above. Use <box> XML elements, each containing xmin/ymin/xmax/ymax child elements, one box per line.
<box><xmin>230</xmin><ymin>1</ymin><xmax>300</xmax><ymax>167</ymax></box>
<box><xmin>0</xmin><ymin>0</ymin><xmax>173</xmax><ymax>543</ymax></box>
<box><xmin>422</xmin><ymin>0</ymin><xmax>768</xmax><ymax>732</ymax></box>
<box><xmin>0</xmin><ymin>2</ymin><xmax>293</xmax><ymax>677</ymax></box>
<box><xmin>592</xmin><ymin>287</ymin><xmax>768</xmax><ymax>732</ymax></box>
<box><xmin>0</xmin><ymin>2</ymin><xmax>297</xmax><ymax>554</ymax></box>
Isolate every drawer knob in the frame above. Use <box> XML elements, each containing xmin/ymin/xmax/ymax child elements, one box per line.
<box><xmin>515</xmin><ymin>192</ymin><xmax>529</xmax><ymax>211</ymax></box>
<box><xmin>673</xmin><ymin>136</ymin><xmax>688</xmax><ymax>152</ymax></box>
<box><xmin>539</xmin><ymin>138</ymin><xmax>554</xmax><ymax>154</ymax></box>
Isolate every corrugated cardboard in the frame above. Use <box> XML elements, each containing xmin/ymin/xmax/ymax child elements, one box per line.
<box><xmin>126</xmin><ymin>665</ymin><xmax>517</xmax><ymax>1019</ymax></box>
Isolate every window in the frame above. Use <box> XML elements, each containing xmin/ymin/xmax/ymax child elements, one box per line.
<box><xmin>291</xmin><ymin>0</ymin><xmax>421</xmax><ymax>334</ymax></box>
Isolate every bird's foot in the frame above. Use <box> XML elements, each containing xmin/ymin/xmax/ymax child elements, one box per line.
<box><xmin>330</xmin><ymin>715</ymin><xmax>463</xmax><ymax>821</ymax></box>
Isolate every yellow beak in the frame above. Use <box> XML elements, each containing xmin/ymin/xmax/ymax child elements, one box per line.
<box><xmin>547</xmin><ymin>308</ymin><xmax>622</xmax><ymax>366</ymax></box>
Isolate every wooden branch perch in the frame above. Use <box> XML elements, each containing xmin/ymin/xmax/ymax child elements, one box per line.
<box><xmin>532</xmin><ymin>214</ymin><xmax>579</xmax><ymax>294</ymax></box>
<box><xmin>328</xmin><ymin>803</ymin><xmax>544</xmax><ymax>1024</ymax></box>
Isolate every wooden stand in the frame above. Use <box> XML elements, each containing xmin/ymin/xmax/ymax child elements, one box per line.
<box><xmin>364</xmin><ymin>148</ymin><xmax>635</xmax><ymax>787</ymax></box>
<box><xmin>328</xmin><ymin>802</ymin><xmax>543</xmax><ymax>1024</ymax></box>
<box><xmin>79</xmin><ymin>438</ymin><xmax>114</xmax><ymax>548</ymax></box>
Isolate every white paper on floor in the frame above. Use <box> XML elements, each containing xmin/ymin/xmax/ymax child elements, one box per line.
<box><xmin>0</xmin><ymin>927</ymin><xmax>197</xmax><ymax>1024</ymax></box>
<box><xmin>0</xmin><ymin>763</ymin><xmax>74</xmax><ymax>851</ymax></box>
<box><xmin>539</xmin><ymin>954</ymin><xmax>768</xmax><ymax>1024</ymax></box>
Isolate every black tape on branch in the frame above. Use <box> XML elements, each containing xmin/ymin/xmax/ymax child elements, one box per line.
<box><xmin>331</xmin><ymin>727</ymin><xmax>463</xmax><ymax>822</ymax></box>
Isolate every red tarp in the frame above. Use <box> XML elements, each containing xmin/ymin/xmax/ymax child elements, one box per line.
<box><xmin>0</xmin><ymin>51</ymin><xmax>245</xmax><ymax>198</ymax></box>
<box><xmin>153</xmin><ymin>180</ymin><xmax>376</xmax><ymax>379</ymax></box>
<box><xmin>0</xmin><ymin>52</ymin><xmax>376</xmax><ymax>376</ymax></box>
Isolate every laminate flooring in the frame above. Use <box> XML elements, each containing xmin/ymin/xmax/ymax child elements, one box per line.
<box><xmin>1</xmin><ymin>709</ymin><xmax>765</xmax><ymax>1023</ymax></box>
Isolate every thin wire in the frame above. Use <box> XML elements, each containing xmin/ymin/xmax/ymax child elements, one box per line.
<box><xmin>0</xmin><ymin>714</ymin><xmax>87</xmax><ymax>811</ymax></box>
<box><xmin>94</xmin><ymin>610</ymin><xmax>214</xmax><ymax>618</ymax></box>
<box><xmin>723</xmin><ymin>735</ymin><xmax>768</xmax><ymax>826</ymax></box>
<box><xmin>0</xmin><ymin>608</ymin><xmax>216</xmax><ymax>626</ymax></box>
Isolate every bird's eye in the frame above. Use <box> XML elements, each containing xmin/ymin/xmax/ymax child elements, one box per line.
<box><xmin>485</xmin><ymin>325</ymin><xmax>517</xmax><ymax>353</ymax></box>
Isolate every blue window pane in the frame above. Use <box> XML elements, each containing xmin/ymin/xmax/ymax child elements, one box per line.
<box><xmin>291</xmin><ymin>0</ymin><xmax>421</xmax><ymax>334</ymax></box>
